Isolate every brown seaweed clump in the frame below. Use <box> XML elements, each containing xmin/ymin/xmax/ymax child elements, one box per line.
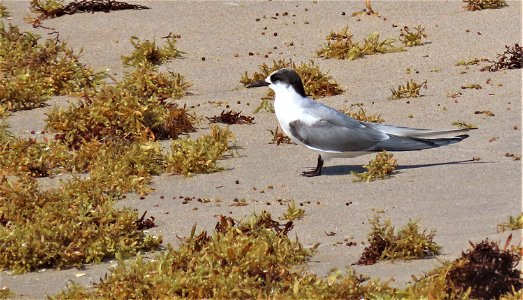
<box><xmin>28</xmin><ymin>0</ymin><xmax>149</xmax><ymax>26</ymax></box>
<box><xmin>463</xmin><ymin>0</ymin><xmax>507</xmax><ymax>11</ymax></box>
<box><xmin>446</xmin><ymin>238</ymin><xmax>522</xmax><ymax>299</ymax></box>
<box><xmin>406</xmin><ymin>236</ymin><xmax>522</xmax><ymax>299</ymax></box>
<box><xmin>53</xmin><ymin>211</ymin><xmax>400</xmax><ymax>299</ymax></box>
<box><xmin>355</xmin><ymin>213</ymin><xmax>441</xmax><ymax>265</ymax></box>
<box><xmin>482</xmin><ymin>44</ymin><xmax>522</xmax><ymax>72</ymax></box>
<box><xmin>208</xmin><ymin>110</ymin><xmax>254</xmax><ymax>125</ymax></box>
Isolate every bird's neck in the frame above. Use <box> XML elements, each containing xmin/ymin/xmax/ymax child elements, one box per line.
<box><xmin>274</xmin><ymin>87</ymin><xmax>311</xmax><ymax>108</ymax></box>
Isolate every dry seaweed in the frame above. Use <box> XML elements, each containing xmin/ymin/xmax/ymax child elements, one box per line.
<box><xmin>317</xmin><ymin>27</ymin><xmax>404</xmax><ymax>60</ymax></box>
<box><xmin>160</xmin><ymin>103</ymin><xmax>196</xmax><ymax>140</ymax></box>
<box><xmin>447</xmin><ymin>238</ymin><xmax>522</xmax><ymax>299</ymax></box>
<box><xmin>481</xmin><ymin>44</ymin><xmax>522</xmax><ymax>72</ymax></box>
<box><xmin>0</xmin><ymin>115</ymin><xmax>10</xmax><ymax>143</ymax></box>
<box><xmin>351</xmin><ymin>151</ymin><xmax>398</xmax><ymax>182</ymax></box>
<box><xmin>474</xmin><ymin>110</ymin><xmax>495</xmax><ymax>116</ymax></box>
<box><xmin>463</xmin><ymin>0</ymin><xmax>507</xmax><ymax>11</ymax></box>
<box><xmin>352</xmin><ymin>0</ymin><xmax>380</xmax><ymax>17</ymax></box>
<box><xmin>355</xmin><ymin>213</ymin><xmax>440</xmax><ymax>265</ymax></box>
<box><xmin>47</xmin><ymin>0</ymin><xmax>149</xmax><ymax>16</ymax></box>
<box><xmin>0</xmin><ymin>138</ymin><xmax>71</xmax><ymax>177</ymax></box>
<box><xmin>403</xmin><ymin>236</ymin><xmax>522</xmax><ymax>299</ymax></box>
<box><xmin>497</xmin><ymin>213</ymin><xmax>523</xmax><ymax>232</ymax></box>
<box><xmin>268</xmin><ymin>126</ymin><xmax>294</xmax><ymax>145</ymax></box>
<box><xmin>0</xmin><ymin>3</ymin><xmax>9</xmax><ymax>18</ymax></box>
<box><xmin>456</xmin><ymin>56</ymin><xmax>489</xmax><ymax>66</ymax></box>
<box><xmin>208</xmin><ymin>110</ymin><xmax>254</xmax><ymax>125</ymax></box>
<box><xmin>53</xmin><ymin>211</ymin><xmax>401</xmax><ymax>299</ymax></box>
<box><xmin>0</xmin><ymin>174</ymin><xmax>162</xmax><ymax>273</ymax></box>
<box><xmin>121</xmin><ymin>35</ymin><xmax>184</xmax><ymax>67</ymax></box>
<box><xmin>280</xmin><ymin>200</ymin><xmax>305</xmax><ymax>221</ymax></box>
<box><xmin>399</xmin><ymin>25</ymin><xmax>427</xmax><ymax>47</ymax></box>
<box><xmin>461</xmin><ymin>83</ymin><xmax>482</xmax><ymax>89</ymax></box>
<box><xmin>0</xmin><ymin>287</ymin><xmax>14</xmax><ymax>299</ymax></box>
<box><xmin>390</xmin><ymin>79</ymin><xmax>427</xmax><ymax>99</ymax></box>
<box><xmin>452</xmin><ymin>121</ymin><xmax>478</xmax><ymax>129</ymax></box>
<box><xmin>165</xmin><ymin>125</ymin><xmax>234</xmax><ymax>176</ymax></box>
<box><xmin>0</xmin><ymin>23</ymin><xmax>104</xmax><ymax>111</ymax></box>
<box><xmin>47</xmin><ymin>82</ymin><xmax>194</xmax><ymax>148</ymax></box>
<box><xmin>135</xmin><ymin>211</ymin><xmax>156</xmax><ymax>230</ymax></box>
<box><xmin>120</xmin><ymin>63</ymin><xmax>191</xmax><ymax>101</ymax></box>
<box><xmin>27</xmin><ymin>0</ymin><xmax>149</xmax><ymax>26</ymax></box>
<box><xmin>343</xmin><ymin>103</ymin><xmax>384</xmax><ymax>123</ymax></box>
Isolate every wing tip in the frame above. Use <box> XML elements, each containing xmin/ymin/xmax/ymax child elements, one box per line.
<box><xmin>456</xmin><ymin>134</ymin><xmax>470</xmax><ymax>140</ymax></box>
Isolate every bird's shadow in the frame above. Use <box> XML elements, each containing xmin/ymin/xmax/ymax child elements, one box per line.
<box><xmin>320</xmin><ymin>159</ymin><xmax>488</xmax><ymax>176</ymax></box>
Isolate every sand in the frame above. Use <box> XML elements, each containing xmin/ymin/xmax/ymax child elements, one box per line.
<box><xmin>1</xmin><ymin>0</ymin><xmax>522</xmax><ymax>298</ymax></box>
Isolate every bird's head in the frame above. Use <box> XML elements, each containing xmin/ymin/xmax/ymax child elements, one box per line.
<box><xmin>246</xmin><ymin>68</ymin><xmax>307</xmax><ymax>98</ymax></box>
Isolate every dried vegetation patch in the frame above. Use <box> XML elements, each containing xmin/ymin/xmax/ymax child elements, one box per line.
<box><xmin>405</xmin><ymin>237</ymin><xmax>522</xmax><ymax>299</ymax></box>
<box><xmin>463</xmin><ymin>0</ymin><xmax>507</xmax><ymax>11</ymax></box>
<box><xmin>482</xmin><ymin>43</ymin><xmax>522</xmax><ymax>72</ymax></box>
<box><xmin>343</xmin><ymin>103</ymin><xmax>384</xmax><ymax>123</ymax></box>
<box><xmin>317</xmin><ymin>27</ymin><xmax>405</xmax><ymax>60</ymax></box>
<box><xmin>355</xmin><ymin>213</ymin><xmax>441</xmax><ymax>265</ymax></box>
<box><xmin>47</xmin><ymin>85</ymin><xmax>193</xmax><ymax>148</ymax></box>
<box><xmin>121</xmin><ymin>35</ymin><xmax>184</xmax><ymax>67</ymax></box>
<box><xmin>0</xmin><ymin>287</ymin><xmax>14</xmax><ymax>299</ymax></box>
<box><xmin>498</xmin><ymin>213</ymin><xmax>523</xmax><ymax>232</ymax></box>
<box><xmin>390</xmin><ymin>79</ymin><xmax>427</xmax><ymax>100</ymax></box>
<box><xmin>452</xmin><ymin>121</ymin><xmax>478</xmax><ymax>129</ymax></box>
<box><xmin>268</xmin><ymin>126</ymin><xmax>294</xmax><ymax>145</ymax></box>
<box><xmin>165</xmin><ymin>125</ymin><xmax>234</xmax><ymax>176</ymax></box>
<box><xmin>0</xmin><ymin>23</ymin><xmax>104</xmax><ymax>112</ymax></box>
<box><xmin>0</xmin><ymin>9</ymin><xmax>233</xmax><ymax>274</ymax></box>
<box><xmin>208</xmin><ymin>110</ymin><xmax>254</xmax><ymax>125</ymax></box>
<box><xmin>27</xmin><ymin>0</ymin><xmax>150</xmax><ymax>27</ymax></box>
<box><xmin>54</xmin><ymin>212</ymin><xmax>400</xmax><ymax>299</ymax></box>
<box><xmin>399</xmin><ymin>25</ymin><xmax>427</xmax><ymax>47</ymax></box>
<box><xmin>351</xmin><ymin>151</ymin><xmax>398</xmax><ymax>182</ymax></box>
<box><xmin>0</xmin><ymin>173</ymin><xmax>162</xmax><ymax>273</ymax></box>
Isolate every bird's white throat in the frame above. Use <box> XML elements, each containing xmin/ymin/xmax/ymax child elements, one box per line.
<box><xmin>272</xmin><ymin>83</ymin><xmax>313</xmax><ymax>137</ymax></box>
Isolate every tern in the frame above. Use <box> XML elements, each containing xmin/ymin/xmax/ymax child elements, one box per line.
<box><xmin>246</xmin><ymin>68</ymin><xmax>472</xmax><ymax>177</ymax></box>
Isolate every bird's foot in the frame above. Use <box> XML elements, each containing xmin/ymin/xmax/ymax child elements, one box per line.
<box><xmin>302</xmin><ymin>169</ymin><xmax>321</xmax><ymax>177</ymax></box>
<box><xmin>301</xmin><ymin>154</ymin><xmax>324</xmax><ymax>177</ymax></box>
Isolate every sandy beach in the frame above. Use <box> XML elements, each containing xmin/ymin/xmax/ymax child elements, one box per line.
<box><xmin>1</xmin><ymin>0</ymin><xmax>522</xmax><ymax>298</ymax></box>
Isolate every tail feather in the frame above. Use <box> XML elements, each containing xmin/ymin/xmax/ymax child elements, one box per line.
<box><xmin>371</xmin><ymin>134</ymin><xmax>469</xmax><ymax>152</ymax></box>
<box><xmin>363</xmin><ymin>122</ymin><xmax>474</xmax><ymax>138</ymax></box>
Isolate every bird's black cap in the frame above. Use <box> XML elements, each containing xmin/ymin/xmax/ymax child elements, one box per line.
<box><xmin>269</xmin><ymin>68</ymin><xmax>307</xmax><ymax>97</ymax></box>
<box><xmin>245</xmin><ymin>68</ymin><xmax>307</xmax><ymax>97</ymax></box>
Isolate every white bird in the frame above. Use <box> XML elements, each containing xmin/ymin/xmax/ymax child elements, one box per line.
<box><xmin>246</xmin><ymin>68</ymin><xmax>472</xmax><ymax>177</ymax></box>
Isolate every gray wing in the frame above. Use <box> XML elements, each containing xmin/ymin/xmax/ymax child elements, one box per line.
<box><xmin>303</xmin><ymin>101</ymin><xmax>367</xmax><ymax>129</ymax></box>
<box><xmin>288</xmin><ymin>103</ymin><xmax>389</xmax><ymax>152</ymax></box>
<box><xmin>288</xmin><ymin>118</ymin><xmax>389</xmax><ymax>152</ymax></box>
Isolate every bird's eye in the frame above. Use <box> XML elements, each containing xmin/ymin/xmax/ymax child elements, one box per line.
<box><xmin>270</xmin><ymin>74</ymin><xmax>279</xmax><ymax>83</ymax></box>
